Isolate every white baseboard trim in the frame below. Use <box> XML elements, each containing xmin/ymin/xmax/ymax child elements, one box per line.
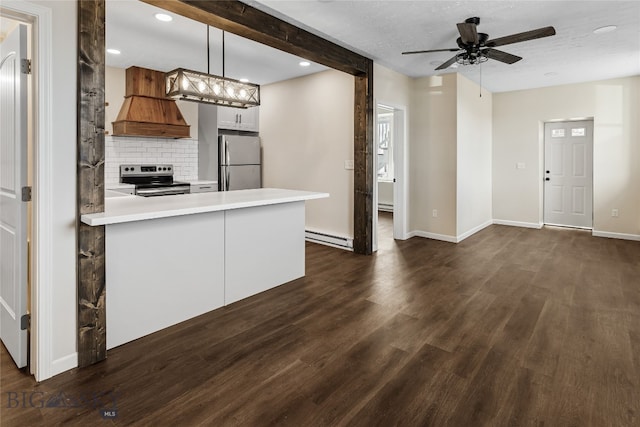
<box><xmin>457</xmin><ymin>220</ymin><xmax>493</xmax><ymax>242</ymax></box>
<box><xmin>592</xmin><ymin>230</ymin><xmax>640</xmax><ymax>241</ymax></box>
<box><xmin>493</xmin><ymin>219</ymin><xmax>543</xmax><ymax>229</ymax></box>
<box><xmin>305</xmin><ymin>229</ymin><xmax>353</xmax><ymax>251</ymax></box>
<box><xmin>407</xmin><ymin>230</ymin><xmax>457</xmax><ymax>243</ymax></box>
<box><xmin>378</xmin><ymin>204</ymin><xmax>394</xmax><ymax>213</ymax></box>
<box><xmin>51</xmin><ymin>352</ymin><xmax>78</xmax><ymax>377</ymax></box>
<box><xmin>408</xmin><ymin>220</ymin><xmax>493</xmax><ymax>244</ymax></box>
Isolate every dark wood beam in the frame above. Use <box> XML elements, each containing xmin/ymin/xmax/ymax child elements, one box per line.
<box><xmin>142</xmin><ymin>0</ymin><xmax>374</xmax><ymax>254</ymax></box>
<box><xmin>141</xmin><ymin>0</ymin><xmax>370</xmax><ymax>76</ymax></box>
<box><xmin>353</xmin><ymin>62</ymin><xmax>374</xmax><ymax>255</ymax></box>
<box><xmin>77</xmin><ymin>0</ymin><xmax>107</xmax><ymax>367</ymax></box>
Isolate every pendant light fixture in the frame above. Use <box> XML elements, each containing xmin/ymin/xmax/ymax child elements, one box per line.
<box><xmin>165</xmin><ymin>26</ymin><xmax>260</xmax><ymax>108</ymax></box>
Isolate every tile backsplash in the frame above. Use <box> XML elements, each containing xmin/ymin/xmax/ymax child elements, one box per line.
<box><xmin>105</xmin><ymin>136</ymin><xmax>198</xmax><ymax>186</ymax></box>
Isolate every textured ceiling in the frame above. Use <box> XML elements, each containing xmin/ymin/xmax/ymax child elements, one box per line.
<box><xmin>246</xmin><ymin>0</ymin><xmax>640</xmax><ymax>92</ymax></box>
<box><xmin>106</xmin><ymin>0</ymin><xmax>639</xmax><ymax>92</ymax></box>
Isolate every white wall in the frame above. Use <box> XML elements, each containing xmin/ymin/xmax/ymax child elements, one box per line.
<box><xmin>374</xmin><ymin>63</ymin><xmax>412</xmax><ymax>107</ymax></box>
<box><xmin>373</xmin><ymin>63</ymin><xmax>412</xmax><ymax>227</ymax></box>
<box><xmin>197</xmin><ymin>103</ymin><xmax>218</xmax><ymax>181</ymax></box>
<box><xmin>105</xmin><ymin>65</ymin><xmax>124</xmax><ymax>136</ymax></box>
<box><xmin>409</xmin><ymin>74</ymin><xmax>457</xmax><ymax>237</ymax></box>
<box><xmin>456</xmin><ymin>73</ymin><xmax>492</xmax><ymax>237</ymax></box>
<box><xmin>30</xmin><ymin>0</ymin><xmax>77</xmax><ymax>375</ymax></box>
<box><xmin>378</xmin><ymin>181</ymin><xmax>393</xmax><ymax>208</ymax></box>
<box><xmin>493</xmin><ymin>76</ymin><xmax>640</xmax><ymax>237</ymax></box>
<box><xmin>260</xmin><ymin>70</ymin><xmax>354</xmax><ymax>239</ymax></box>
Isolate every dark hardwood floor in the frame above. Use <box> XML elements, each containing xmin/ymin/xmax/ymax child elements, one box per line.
<box><xmin>2</xmin><ymin>212</ymin><xmax>640</xmax><ymax>426</ymax></box>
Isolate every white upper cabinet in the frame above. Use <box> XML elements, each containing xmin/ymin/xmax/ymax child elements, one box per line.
<box><xmin>218</xmin><ymin>106</ymin><xmax>259</xmax><ymax>132</ymax></box>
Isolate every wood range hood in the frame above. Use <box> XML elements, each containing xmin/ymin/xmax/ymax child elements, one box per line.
<box><xmin>112</xmin><ymin>66</ymin><xmax>190</xmax><ymax>138</ymax></box>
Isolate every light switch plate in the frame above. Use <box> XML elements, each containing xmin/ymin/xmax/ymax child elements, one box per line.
<box><xmin>516</xmin><ymin>162</ymin><xmax>526</xmax><ymax>169</ymax></box>
<box><xmin>344</xmin><ymin>160</ymin><xmax>354</xmax><ymax>170</ymax></box>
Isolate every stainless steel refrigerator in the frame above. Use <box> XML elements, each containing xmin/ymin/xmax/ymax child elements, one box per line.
<box><xmin>218</xmin><ymin>135</ymin><xmax>262</xmax><ymax>191</ymax></box>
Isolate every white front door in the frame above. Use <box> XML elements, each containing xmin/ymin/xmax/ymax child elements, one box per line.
<box><xmin>543</xmin><ymin>120</ymin><xmax>593</xmax><ymax>228</ymax></box>
<box><xmin>0</xmin><ymin>23</ymin><xmax>29</xmax><ymax>368</ymax></box>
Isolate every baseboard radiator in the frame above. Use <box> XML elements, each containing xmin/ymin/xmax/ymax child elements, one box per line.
<box><xmin>378</xmin><ymin>203</ymin><xmax>394</xmax><ymax>213</ymax></box>
<box><xmin>305</xmin><ymin>230</ymin><xmax>353</xmax><ymax>251</ymax></box>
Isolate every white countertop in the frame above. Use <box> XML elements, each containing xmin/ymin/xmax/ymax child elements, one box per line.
<box><xmin>81</xmin><ymin>188</ymin><xmax>329</xmax><ymax>226</ymax></box>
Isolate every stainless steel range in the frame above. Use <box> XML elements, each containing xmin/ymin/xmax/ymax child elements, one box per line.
<box><xmin>120</xmin><ymin>164</ymin><xmax>190</xmax><ymax>197</ymax></box>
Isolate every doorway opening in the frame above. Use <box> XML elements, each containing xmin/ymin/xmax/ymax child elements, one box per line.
<box><xmin>374</xmin><ymin>102</ymin><xmax>407</xmax><ymax>250</ymax></box>
<box><xmin>543</xmin><ymin>119</ymin><xmax>594</xmax><ymax>229</ymax></box>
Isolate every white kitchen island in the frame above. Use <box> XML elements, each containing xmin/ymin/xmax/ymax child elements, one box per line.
<box><xmin>81</xmin><ymin>188</ymin><xmax>328</xmax><ymax>349</ymax></box>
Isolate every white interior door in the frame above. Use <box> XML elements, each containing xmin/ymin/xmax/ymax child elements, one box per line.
<box><xmin>543</xmin><ymin>120</ymin><xmax>593</xmax><ymax>228</ymax></box>
<box><xmin>0</xmin><ymin>23</ymin><xmax>28</xmax><ymax>368</ymax></box>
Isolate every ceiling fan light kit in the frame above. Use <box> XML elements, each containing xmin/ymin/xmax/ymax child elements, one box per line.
<box><xmin>402</xmin><ymin>17</ymin><xmax>556</xmax><ymax>71</ymax></box>
<box><xmin>165</xmin><ymin>27</ymin><xmax>261</xmax><ymax>108</ymax></box>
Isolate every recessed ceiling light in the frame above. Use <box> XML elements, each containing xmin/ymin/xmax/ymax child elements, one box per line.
<box><xmin>106</xmin><ymin>48</ymin><xmax>121</xmax><ymax>55</ymax></box>
<box><xmin>593</xmin><ymin>25</ymin><xmax>617</xmax><ymax>34</ymax></box>
<box><xmin>239</xmin><ymin>78</ymin><xmax>249</xmax><ymax>83</ymax></box>
<box><xmin>299</xmin><ymin>61</ymin><xmax>311</xmax><ymax>67</ymax></box>
<box><xmin>155</xmin><ymin>13</ymin><xmax>173</xmax><ymax>22</ymax></box>
<box><xmin>544</xmin><ymin>72</ymin><xmax>558</xmax><ymax>77</ymax></box>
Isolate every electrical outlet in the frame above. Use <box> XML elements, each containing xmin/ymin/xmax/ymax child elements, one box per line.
<box><xmin>344</xmin><ymin>160</ymin><xmax>354</xmax><ymax>170</ymax></box>
<box><xmin>611</xmin><ymin>209</ymin><xmax>619</xmax><ymax>217</ymax></box>
<box><xmin>432</xmin><ymin>209</ymin><xmax>438</xmax><ymax>218</ymax></box>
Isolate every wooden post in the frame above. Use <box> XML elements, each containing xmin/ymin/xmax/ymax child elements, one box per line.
<box><xmin>77</xmin><ymin>0</ymin><xmax>106</xmax><ymax>367</ymax></box>
<box><xmin>353</xmin><ymin>64</ymin><xmax>375</xmax><ymax>255</ymax></box>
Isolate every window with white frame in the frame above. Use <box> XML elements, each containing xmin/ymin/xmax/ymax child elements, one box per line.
<box><xmin>377</xmin><ymin>106</ymin><xmax>394</xmax><ymax>181</ymax></box>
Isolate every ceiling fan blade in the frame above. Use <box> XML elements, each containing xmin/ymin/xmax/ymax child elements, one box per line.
<box><xmin>457</xmin><ymin>22</ymin><xmax>479</xmax><ymax>45</ymax></box>
<box><xmin>486</xmin><ymin>26</ymin><xmax>556</xmax><ymax>47</ymax></box>
<box><xmin>402</xmin><ymin>48</ymin><xmax>459</xmax><ymax>55</ymax></box>
<box><xmin>483</xmin><ymin>48</ymin><xmax>522</xmax><ymax>64</ymax></box>
<box><xmin>435</xmin><ymin>55</ymin><xmax>458</xmax><ymax>70</ymax></box>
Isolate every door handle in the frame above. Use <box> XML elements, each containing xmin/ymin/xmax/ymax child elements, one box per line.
<box><xmin>545</xmin><ymin>177</ymin><xmax>550</xmax><ymax>181</ymax></box>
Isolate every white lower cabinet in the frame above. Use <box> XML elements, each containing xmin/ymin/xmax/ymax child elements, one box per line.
<box><xmin>105</xmin><ymin>200</ymin><xmax>306</xmax><ymax>349</ymax></box>
<box><xmin>224</xmin><ymin>201</ymin><xmax>305</xmax><ymax>304</ymax></box>
<box><xmin>106</xmin><ymin>212</ymin><xmax>225</xmax><ymax>350</ymax></box>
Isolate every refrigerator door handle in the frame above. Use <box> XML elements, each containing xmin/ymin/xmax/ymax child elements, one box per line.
<box><xmin>225</xmin><ymin>166</ymin><xmax>231</xmax><ymax>191</ymax></box>
<box><xmin>225</xmin><ymin>139</ymin><xmax>231</xmax><ymax>167</ymax></box>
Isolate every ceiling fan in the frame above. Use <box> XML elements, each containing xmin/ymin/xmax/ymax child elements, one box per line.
<box><xmin>403</xmin><ymin>17</ymin><xmax>556</xmax><ymax>70</ymax></box>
